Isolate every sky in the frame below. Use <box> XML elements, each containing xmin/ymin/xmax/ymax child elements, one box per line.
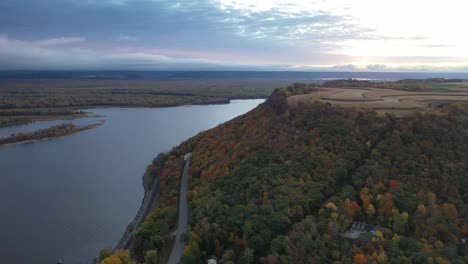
<box><xmin>0</xmin><ymin>0</ymin><xmax>467</xmax><ymax>71</ymax></box>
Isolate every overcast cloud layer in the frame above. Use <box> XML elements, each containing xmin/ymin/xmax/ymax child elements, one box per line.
<box><xmin>0</xmin><ymin>0</ymin><xmax>467</xmax><ymax>71</ymax></box>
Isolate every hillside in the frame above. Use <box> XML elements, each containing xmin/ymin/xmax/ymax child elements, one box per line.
<box><xmin>102</xmin><ymin>85</ymin><xmax>467</xmax><ymax>264</ymax></box>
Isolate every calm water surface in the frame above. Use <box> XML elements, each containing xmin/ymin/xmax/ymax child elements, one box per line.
<box><xmin>0</xmin><ymin>100</ymin><xmax>264</xmax><ymax>264</ymax></box>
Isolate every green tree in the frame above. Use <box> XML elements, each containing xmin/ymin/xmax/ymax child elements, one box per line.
<box><xmin>144</xmin><ymin>250</ymin><xmax>159</xmax><ymax>264</ymax></box>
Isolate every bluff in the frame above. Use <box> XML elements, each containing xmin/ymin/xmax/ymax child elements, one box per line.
<box><xmin>105</xmin><ymin>85</ymin><xmax>468</xmax><ymax>264</ymax></box>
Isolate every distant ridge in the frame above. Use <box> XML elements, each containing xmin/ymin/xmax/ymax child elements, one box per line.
<box><xmin>1</xmin><ymin>70</ymin><xmax>468</xmax><ymax>81</ymax></box>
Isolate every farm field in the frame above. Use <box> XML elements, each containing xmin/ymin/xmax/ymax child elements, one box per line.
<box><xmin>288</xmin><ymin>81</ymin><xmax>468</xmax><ymax>115</ymax></box>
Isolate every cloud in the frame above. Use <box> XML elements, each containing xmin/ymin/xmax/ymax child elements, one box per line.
<box><xmin>35</xmin><ymin>37</ymin><xmax>86</xmax><ymax>46</ymax></box>
<box><xmin>0</xmin><ymin>0</ymin><xmax>372</xmax><ymax>50</ymax></box>
<box><xmin>115</xmin><ymin>34</ymin><xmax>137</xmax><ymax>41</ymax></box>
<box><xmin>367</xmin><ymin>64</ymin><xmax>387</xmax><ymax>70</ymax></box>
<box><xmin>331</xmin><ymin>64</ymin><xmax>359</xmax><ymax>71</ymax></box>
<box><xmin>212</xmin><ymin>1</ymin><xmax>374</xmax><ymax>48</ymax></box>
<box><xmin>419</xmin><ymin>44</ymin><xmax>455</xmax><ymax>48</ymax></box>
<box><xmin>1</xmin><ymin>35</ymin><xmax>468</xmax><ymax>72</ymax></box>
<box><xmin>0</xmin><ymin>0</ymin><xmax>467</xmax><ymax>70</ymax></box>
<box><xmin>0</xmin><ymin>35</ymin><xmax>262</xmax><ymax>70</ymax></box>
<box><xmin>289</xmin><ymin>62</ymin><xmax>468</xmax><ymax>73</ymax></box>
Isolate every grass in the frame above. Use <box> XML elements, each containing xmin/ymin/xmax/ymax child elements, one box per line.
<box><xmin>425</xmin><ymin>83</ymin><xmax>463</xmax><ymax>92</ymax></box>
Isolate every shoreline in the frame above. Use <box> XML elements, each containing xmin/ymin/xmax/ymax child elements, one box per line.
<box><xmin>0</xmin><ymin>111</ymin><xmax>98</xmax><ymax>128</ymax></box>
<box><xmin>0</xmin><ymin>98</ymin><xmax>268</xmax><ymax>128</ymax></box>
<box><xmin>113</xmin><ymin>173</ymin><xmax>161</xmax><ymax>251</ymax></box>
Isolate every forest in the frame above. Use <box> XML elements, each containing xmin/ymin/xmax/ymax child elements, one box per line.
<box><xmin>166</xmin><ymin>87</ymin><xmax>468</xmax><ymax>263</ymax></box>
<box><xmin>100</xmin><ymin>83</ymin><xmax>467</xmax><ymax>264</ymax></box>
<box><xmin>0</xmin><ymin>79</ymin><xmax>290</xmax><ymax>126</ymax></box>
<box><xmin>1</xmin><ymin>78</ymin><xmax>466</xmax><ymax>126</ymax></box>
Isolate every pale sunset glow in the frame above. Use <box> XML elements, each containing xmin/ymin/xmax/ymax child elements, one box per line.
<box><xmin>0</xmin><ymin>0</ymin><xmax>467</xmax><ymax>71</ymax></box>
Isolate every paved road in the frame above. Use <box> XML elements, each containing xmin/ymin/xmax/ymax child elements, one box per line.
<box><xmin>168</xmin><ymin>153</ymin><xmax>191</xmax><ymax>264</ymax></box>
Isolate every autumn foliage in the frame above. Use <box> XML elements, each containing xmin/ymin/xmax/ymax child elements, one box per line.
<box><xmin>131</xmin><ymin>85</ymin><xmax>468</xmax><ymax>263</ymax></box>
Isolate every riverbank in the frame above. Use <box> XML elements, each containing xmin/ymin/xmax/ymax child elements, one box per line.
<box><xmin>113</xmin><ymin>171</ymin><xmax>161</xmax><ymax>251</ymax></box>
<box><xmin>0</xmin><ymin>78</ymin><xmax>282</xmax><ymax>127</ymax></box>
<box><xmin>0</xmin><ymin>120</ymin><xmax>105</xmax><ymax>146</ymax></box>
<box><xmin>0</xmin><ymin>100</ymin><xmax>233</xmax><ymax>128</ymax></box>
<box><xmin>0</xmin><ymin>101</ymin><xmax>265</xmax><ymax>264</ymax></box>
<box><xmin>108</xmin><ymin>153</ymin><xmax>191</xmax><ymax>264</ymax></box>
<box><xmin>0</xmin><ymin>110</ymin><xmax>97</xmax><ymax>127</ymax></box>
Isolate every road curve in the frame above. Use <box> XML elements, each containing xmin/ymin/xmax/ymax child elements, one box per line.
<box><xmin>168</xmin><ymin>153</ymin><xmax>191</xmax><ymax>264</ymax></box>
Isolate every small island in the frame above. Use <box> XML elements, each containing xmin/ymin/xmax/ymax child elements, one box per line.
<box><xmin>0</xmin><ymin>120</ymin><xmax>105</xmax><ymax>146</ymax></box>
<box><xmin>0</xmin><ymin>78</ymin><xmax>284</xmax><ymax>127</ymax></box>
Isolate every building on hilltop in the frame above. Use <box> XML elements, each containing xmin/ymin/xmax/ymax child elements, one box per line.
<box><xmin>342</xmin><ymin>221</ymin><xmax>378</xmax><ymax>239</ymax></box>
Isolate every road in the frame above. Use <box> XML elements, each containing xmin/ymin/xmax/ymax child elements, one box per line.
<box><xmin>168</xmin><ymin>153</ymin><xmax>191</xmax><ymax>264</ymax></box>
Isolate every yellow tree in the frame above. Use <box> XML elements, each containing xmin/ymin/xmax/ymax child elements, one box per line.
<box><xmin>100</xmin><ymin>256</ymin><xmax>122</xmax><ymax>264</ymax></box>
<box><xmin>366</xmin><ymin>204</ymin><xmax>376</xmax><ymax>217</ymax></box>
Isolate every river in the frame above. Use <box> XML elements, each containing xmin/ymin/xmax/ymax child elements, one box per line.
<box><xmin>0</xmin><ymin>99</ymin><xmax>264</xmax><ymax>264</ymax></box>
